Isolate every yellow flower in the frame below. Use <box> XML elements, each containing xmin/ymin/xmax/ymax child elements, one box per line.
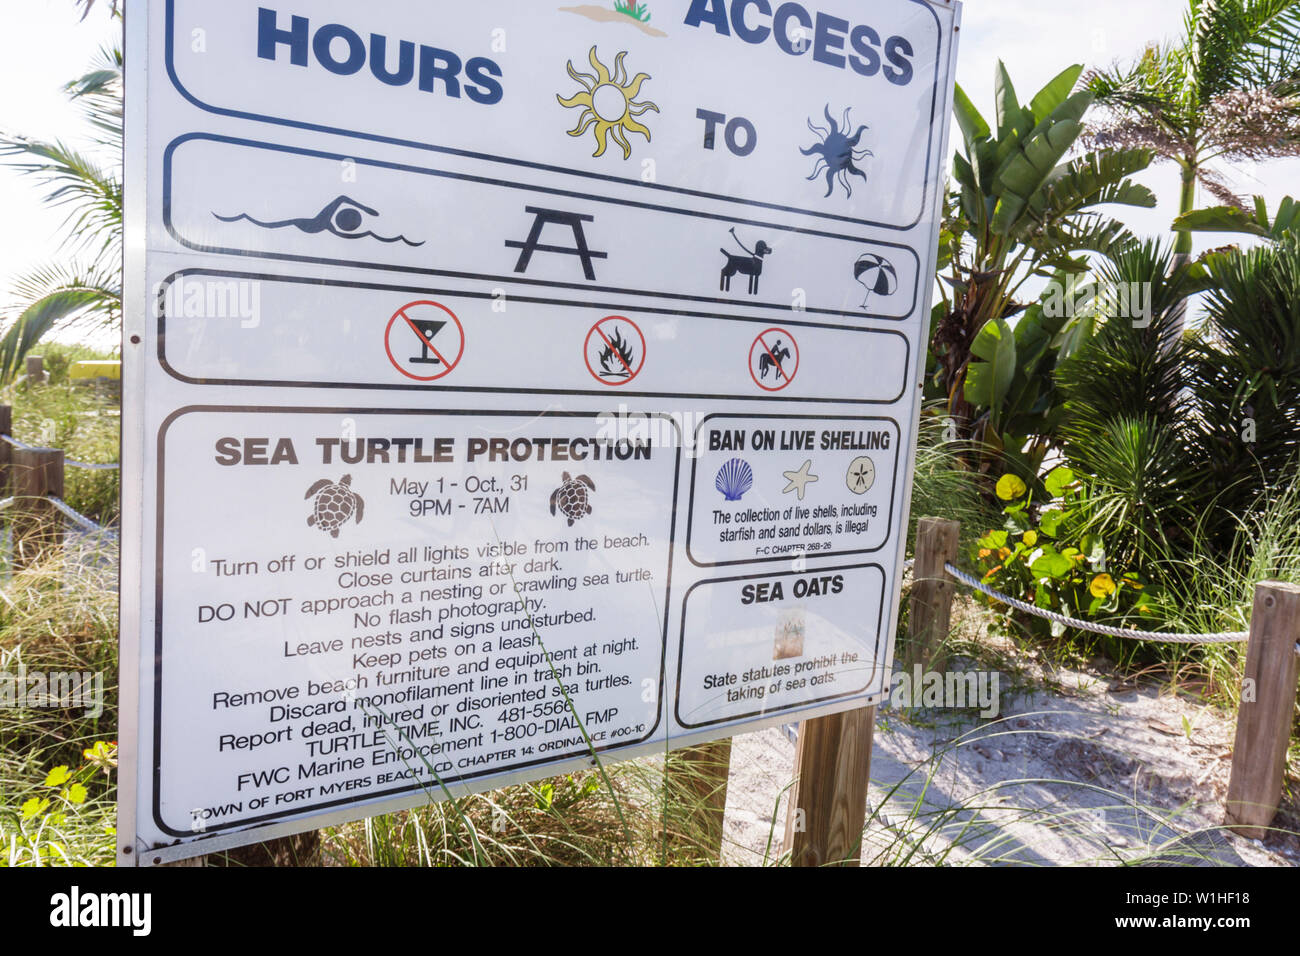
<box><xmin>998</xmin><ymin>547</ymin><xmax>1012</xmax><ymax>560</ymax></box>
<box><xmin>44</xmin><ymin>766</ymin><xmax>71</xmax><ymax>788</ymax></box>
<box><xmin>996</xmin><ymin>474</ymin><xmax>1027</xmax><ymax>501</ymax></box>
<box><xmin>978</xmin><ymin>548</ymin><xmax>992</xmax><ymax>558</ymax></box>
<box><xmin>1090</xmin><ymin>573</ymin><xmax>1116</xmax><ymax>598</ymax></box>
<box><xmin>1022</xmin><ymin>530</ymin><xmax>1038</xmax><ymax>546</ymax></box>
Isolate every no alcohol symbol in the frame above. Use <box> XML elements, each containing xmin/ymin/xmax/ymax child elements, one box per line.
<box><xmin>384</xmin><ymin>300</ymin><xmax>465</xmax><ymax>382</ymax></box>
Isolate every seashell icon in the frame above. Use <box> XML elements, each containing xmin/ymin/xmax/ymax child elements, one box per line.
<box><xmin>715</xmin><ymin>458</ymin><xmax>754</xmax><ymax>502</ymax></box>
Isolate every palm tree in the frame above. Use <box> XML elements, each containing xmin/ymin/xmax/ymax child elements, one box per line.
<box><xmin>0</xmin><ymin>40</ymin><xmax>122</xmax><ymax>382</ymax></box>
<box><xmin>1086</xmin><ymin>0</ymin><xmax>1300</xmax><ymax>277</ymax></box>
<box><xmin>933</xmin><ymin>62</ymin><xmax>1156</xmax><ymax>478</ymax></box>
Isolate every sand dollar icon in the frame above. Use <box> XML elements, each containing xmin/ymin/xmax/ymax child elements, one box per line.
<box><xmin>550</xmin><ymin>472</ymin><xmax>596</xmax><ymax>526</ymax></box>
<box><xmin>306</xmin><ymin>475</ymin><xmax>365</xmax><ymax>538</ymax></box>
<box><xmin>846</xmin><ymin>456</ymin><xmax>876</xmax><ymax>495</ymax></box>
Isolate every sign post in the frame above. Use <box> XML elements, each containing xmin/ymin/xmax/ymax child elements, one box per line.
<box><xmin>120</xmin><ymin>0</ymin><xmax>961</xmax><ymax>865</ymax></box>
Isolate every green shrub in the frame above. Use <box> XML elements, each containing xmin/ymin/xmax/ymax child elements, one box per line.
<box><xmin>0</xmin><ymin>743</ymin><xmax>117</xmax><ymax>867</ymax></box>
<box><xmin>1057</xmin><ymin>237</ymin><xmax>1300</xmax><ymax>566</ymax></box>
<box><xmin>971</xmin><ymin>467</ymin><xmax>1158</xmax><ymax>642</ymax></box>
<box><xmin>7</xmin><ymin>379</ymin><xmax>120</xmax><ymax>526</ymax></box>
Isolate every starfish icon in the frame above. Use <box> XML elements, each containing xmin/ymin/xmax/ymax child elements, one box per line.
<box><xmin>782</xmin><ymin>460</ymin><xmax>819</xmax><ymax>501</ymax></box>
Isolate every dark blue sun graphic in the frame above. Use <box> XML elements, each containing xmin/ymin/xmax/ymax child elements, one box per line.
<box><xmin>801</xmin><ymin>105</ymin><xmax>873</xmax><ymax>199</ymax></box>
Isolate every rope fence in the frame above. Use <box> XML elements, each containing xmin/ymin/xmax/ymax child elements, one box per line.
<box><xmin>0</xmin><ymin>433</ymin><xmax>120</xmax><ymax>471</ymax></box>
<box><xmin>0</xmin><ymin>414</ymin><xmax>120</xmax><ymax>570</ymax></box>
<box><xmin>903</xmin><ymin>538</ymin><xmax>1274</xmax><ymax>647</ymax></box>
<box><xmin>901</xmin><ymin>516</ymin><xmax>1300</xmax><ymax>838</ymax></box>
<box><xmin>47</xmin><ymin>495</ymin><xmax>115</xmax><ymax>536</ymax></box>
<box><xmin>941</xmin><ymin>561</ymin><xmax>1251</xmax><ymax>645</ymax></box>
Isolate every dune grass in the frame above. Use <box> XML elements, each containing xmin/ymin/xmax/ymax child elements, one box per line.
<box><xmin>3</xmin><ymin>343</ymin><xmax>120</xmax><ymax>528</ymax></box>
<box><xmin>2</xmin><ymin>382</ymin><xmax>1295</xmax><ymax>867</ymax></box>
<box><xmin>0</xmin><ymin>553</ymin><xmax>119</xmax><ymax>867</ymax></box>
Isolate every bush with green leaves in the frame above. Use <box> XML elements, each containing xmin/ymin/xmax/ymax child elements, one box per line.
<box><xmin>0</xmin><ymin>742</ymin><xmax>117</xmax><ymax>867</ymax></box>
<box><xmin>1189</xmin><ymin>238</ymin><xmax>1300</xmax><ymax>548</ymax></box>
<box><xmin>972</xmin><ymin>467</ymin><xmax>1157</xmax><ymax>640</ymax></box>
<box><xmin>1056</xmin><ymin>235</ymin><xmax>1300</xmax><ymax>568</ymax></box>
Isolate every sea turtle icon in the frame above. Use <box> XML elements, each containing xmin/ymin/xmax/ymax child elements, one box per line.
<box><xmin>305</xmin><ymin>474</ymin><xmax>365</xmax><ymax>538</ymax></box>
<box><xmin>550</xmin><ymin>472</ymin><xmax>596</xmax><ymax>526</ymax></box>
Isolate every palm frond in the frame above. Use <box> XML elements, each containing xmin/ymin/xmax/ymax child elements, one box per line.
<box><xmin>1192</xmin><ymin>236</ymin><xmax>1300</xmax><ymax>487</ymax></box>
<box><xmin>1085</xmin><ymin>46</ymin><xmax>1195</xmax><ymax>132</ymax></box>
<box><xmin>0</xmin><ymin>24</ymin><xmax>123</xmax><ymax>378</ymax></box>
<box><xmin>1031</xmin><ymin>215</ymin><xmax>1140</xmax><ymax>270</ymax></box>
<box><xmin>1030</xmin><ymin>149</ymin><xmax>1158</xmax><ymax>222</ymax></box>
<box><xmin>1055</xmin><ymin>240</ymin><xmax>1212</xmax><ymax>562</ymax></box>
<box><xmin>0</xmin><ymin>137</ymin><xmax>122</xmax><ymax>268</ymax></box>
<box><xmin>76</xmin><ymin>1</ymin><xmax>121</xmax><ymax>21</ymax></box>
<box><xmin>1174</xmin><ymin>193</ymin><xmax>1300</xmax><ymax>238</ymax></box>
<box><xmin>0</xmin><ymin>281</ymin><xmax>120</xmax><ymax>383</ymax></box>
<box><xmin>1225</xmin><ymin>0</ymin><xmax>1300</xmax><ymax>90</ymax></box>
<box><xmin>65</xmin><ymin>46</ymin><xmax>123</xmax><ymax>149</ymax></box>
<box><xmin>7</xmin><ymin>262</ymin><xmax>122</xmax><ymax>323</ymax></box>
<box><xmin>1086</xmin><ymin>0</ymin><xmax>1300</xmax><ymax>184</ymax></box>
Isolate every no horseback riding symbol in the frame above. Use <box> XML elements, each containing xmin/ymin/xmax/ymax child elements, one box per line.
<box><xmin>384</xmin><ymin>300</ymin><xmax>465</xmax><ymax>382</ymax></box>
<box><xmin>749</xmin><ymin>328</ymin><xmax>800</xmax><ymax>392</ymax></box>
<box><xmin>585</xmin><ymin>316</ymin><xmax>645</xmax><ymax>387</ymax></box>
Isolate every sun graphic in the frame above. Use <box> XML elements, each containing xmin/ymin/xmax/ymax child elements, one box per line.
<box><xmin>557</xmin><ymin>47</ymin><xmax>659</xmax><ymax>160</ymax></box>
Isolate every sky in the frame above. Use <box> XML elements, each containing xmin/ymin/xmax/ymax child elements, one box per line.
<box><xmin>0</xmin><ymin>2</ymin><xmax>118</xmax><ymax>301</ymax></box>
<box><xmin>1</xmin><ymin>0</ymin><xmax>1299</xmax><ymax>343</ymax></box>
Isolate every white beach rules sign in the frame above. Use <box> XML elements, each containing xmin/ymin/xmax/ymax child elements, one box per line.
<box><xmin>119</xmin><ymin>0</ymin><xmax>961</xmax><ymax>863</ymax></box>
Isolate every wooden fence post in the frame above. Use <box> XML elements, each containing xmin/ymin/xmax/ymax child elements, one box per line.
<box><xmin>12</xmin><ymin>448</ymin><xmax>64</xmax><ymax>571</ymax></box>
<box><xmin>26</xmin><ymin>356</ymin><xmax>45</xmax><ymax>385</ymax></box>
<box><xmin>664</xmin><ymin>739</ymin><xmax>732</xmax><ymax>864</ymax></box>
<box><xmin>782</xmin><ymin>706</ymin><xmax>876</xmax><ymax>867</ymax></box>
<box><xmin>1225</xmin><ymin>581</ymin><xmax>1300</xmax><ymax>839</ymax></box>
<box><xmin>0</xmin><ymin>405</ymin><xmax>11</xmax><ymax>497</ymax></box>
<box><xmin>906</xmin><ymin>518</ymin><xmax>961</xmax><ymax>669</ymax></box>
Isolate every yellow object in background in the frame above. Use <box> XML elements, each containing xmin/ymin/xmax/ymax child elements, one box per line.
<box><xmin>69</xmin><ymin>361</ymin><xmax>122</xmax><ymax>381</ymax></box>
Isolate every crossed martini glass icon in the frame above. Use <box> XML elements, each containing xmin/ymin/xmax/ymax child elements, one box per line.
<box><xmin>408</xmin><ymin>318</ymin><xmax>447</xmax><ymax>366</ymax></box>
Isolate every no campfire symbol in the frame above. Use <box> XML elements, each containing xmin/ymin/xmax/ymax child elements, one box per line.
<box><xmin>584</xmin><ymin>316</ymin><xmax>646</xmax><ymax>387</ymax></box>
